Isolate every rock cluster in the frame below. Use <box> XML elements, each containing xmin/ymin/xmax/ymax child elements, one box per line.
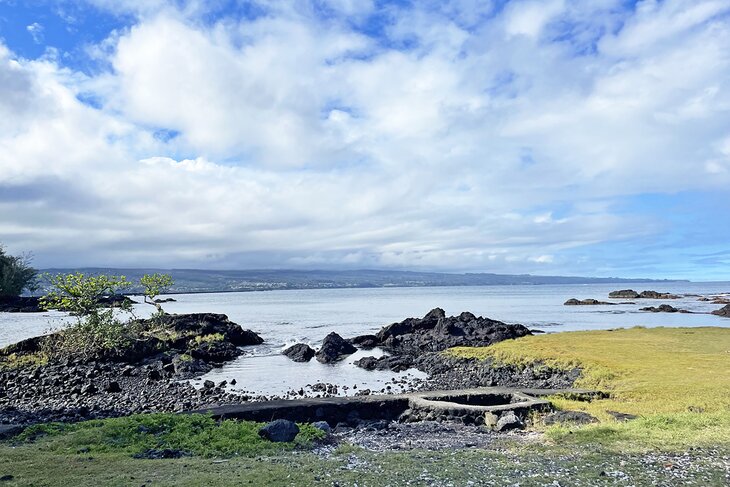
<box><xmin>354</xmin><ymin>308</ymin><xmax>532</xmax><ymax>356</ymax></box>
<box><xmin>564</xmin><ymin>298</ymin><xmax>613</xmax><ymax>306</ymax></box>
<box><xmin>609</xmin><ymin>290</ymin><xmax>679</xmax><ymax>299</ymax></box>
<box><xmin>415</xmin><ymin>353</ymin><xmax>580</xmax><ymax>391</ymax></box>
<box><xmin>0</xmin><ymin>359</ymin><xmax>239</xmax><ymax>425</ymax></box>
<box><xmin>1</xmin><ymin>313</ymin><xmax>263</xmax><ymax>367</ymax></box>
<box><xmin>640</xmin><ymin>305</ymin><xmax>690</xmax><ymax>313</ymax></box>
<box><xmin>282</xmin><ymin>333</ymin><xmax>357</xmax><ymax>364</ymax></box>
<box><xmin>0</xmin><ymin>313</ymin><xmax>264</xmax><ymax>425</ymax></box>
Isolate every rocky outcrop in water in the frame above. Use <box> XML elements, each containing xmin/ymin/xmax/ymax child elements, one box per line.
<box><xmin>360</xmin><ymin>308</ymin><xmax>531</xmax><ymax>356</ymax></box>
<box><xmin>640</xmin><ymin>305</ymin><xmax>690</xmax><ymax>313</ymax></box>
<box><xmin>0</xmin><ymin>296</ymin><xmax>41</xmax><ymax>313</ymax></box>
<box><xmin>609</xmin><ymin>289</ymin><xmax>640</xmax><ymax>299</ymax></box>
<box><xmin>609</xmin><ymin>290</ymin><xmax>679</xmax><ymax>299</ymax></box>
<box><xmin>315</xmin><ymin>332</ymin><xmax>357</xmax><ymax>363</ymax></box>
<box><xmin>1</xmin><ymin>313</ymin><xmax>263</xmax><ymax>366</ymax></box>
<box><xmin>0</xmin><ymin>313</ymin><xmax>266</xmax><ymax>425</ymax></box>
<box><xmin>711</xmin><ymin>304</ymin><xmax>730</xmax><ymax>318</ymax></box>
<box><xmin>564</xmin><ymin>298</ymin><xmax>613</xmax><ymax>305</ymax></box>
<box><xmin>283</xmin><ymin>343</ymin><xmax>316</xmax><ymax>362</ymax></box>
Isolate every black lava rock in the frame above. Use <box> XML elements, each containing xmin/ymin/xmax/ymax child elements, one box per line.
<box><xmin>369</xmin><ymin>308</ymin><xmax>532</xmax><ymax>355</ymax></box>
<box><xmin>315</xmin><ymin>333</ymin><xmax>357</xmax><ymax>364</ymax></box>
<box><xmin>283</xmin><ymin>343</ymin><xmax>316</xmax><ymax>362</ymax></box>
<box><xmin>712</xmin><ymin>304</ymin><xmax>730</xmax><ymax>317</ymax></box>
<box><xmin>258</xmin><ymin>419</ymin><xmax>300</xmax><ymax>442</ymax></box>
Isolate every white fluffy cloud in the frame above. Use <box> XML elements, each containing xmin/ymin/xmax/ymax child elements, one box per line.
<box><xmin>0</xmin><ymin>0</ymin><xmax>729</xmax><ymax>277</ymax></box>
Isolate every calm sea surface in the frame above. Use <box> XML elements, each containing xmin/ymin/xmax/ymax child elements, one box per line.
<box><xmin>2</xmin><ymin>282</ymin><xmax>728</xmax><ymax>395</ymax></box>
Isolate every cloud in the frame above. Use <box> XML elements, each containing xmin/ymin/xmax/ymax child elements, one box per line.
<box><xmin>26</xmin><ymin>23</ymin><xmax>45</xmax><ymax>44</ymax></box>
<box><xmin>0</xmin><ymin>0</ymin><xmax>729</xmax><ymax>278</ymax></box>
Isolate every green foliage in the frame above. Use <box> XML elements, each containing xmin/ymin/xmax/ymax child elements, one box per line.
<box><xmin>39</xmin><ymin>273</ymin><xmax>135</xmax><ymax>361</ymax></box>
<box><xmin>194</xmin><ymin>333</ymin><xmax>225</xmax><ymax>345</ymax></box>
<box><xmin>15</xmin><ymin>414</ymin><xmax>325</xmax><ymax>458</ymax></box>
<box><xmin>40</xmin><ymin>273</ymin><xmax>132</xmax><ymax>316</ymax></box>
<box><xmin>140</xmin><ymin>273</ymin><xmax>174</xmax><ymax>316</ymax></box>
<box><xmin>0</xmin><ymin>245</ymin><xmax>38</xmax><ymax>296</ymax></box>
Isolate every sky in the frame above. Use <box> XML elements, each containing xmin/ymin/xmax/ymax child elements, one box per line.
<box><xmin>0</xmin><ymin>0</ymin><xmax>729</xmax><ymax>280</ymax></box>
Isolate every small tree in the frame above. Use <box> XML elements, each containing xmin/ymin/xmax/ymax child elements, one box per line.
<box><xmin>40</xmin><ymin>273</ymin><xmax>134</xmax><ymax>360</ymax></box>
<box><xmin>140</xmin><ymin>273</ymin><xmax>174</xmax><ymax>317</ymax></box>
<box><xmin>0</xmin><ymin>246</ymin><xmax>39</xmax><ymax>297</ymax></box>
<box><xmin>41</xmin><ymin>273</ymin><xmax>133</xmax><ymax>316</ymax></box>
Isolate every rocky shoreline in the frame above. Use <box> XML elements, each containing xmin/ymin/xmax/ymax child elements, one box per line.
<box><xmin>0</xmin><ymin>308</ymin><xmax>565</xmax><ymax>427</ymax></box>
<box><xmin>2</xmin><ymin>293</ymin><xmax>728</xmax><ymax>428</ymax></box>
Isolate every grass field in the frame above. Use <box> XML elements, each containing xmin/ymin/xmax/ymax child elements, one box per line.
<box><xmin>451</xmin><ymin>326</ymin><xmax>730</xmax><ymax>449</ymax></box>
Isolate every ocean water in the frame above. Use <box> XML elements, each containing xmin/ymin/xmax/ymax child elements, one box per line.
<box><xmin>1</xmin><ymin>282</ymin><xmax>728</xmax><ymax>396</ymax></box>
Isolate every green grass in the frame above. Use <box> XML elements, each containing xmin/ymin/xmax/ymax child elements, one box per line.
<box><xmin>1</xmin><ymin>439</ymin><xmax>727</xmax><ymax>486</ymax></box>
<box><xmin>449</xmin><ymin>326</ymin><xmax>730</xmax><ymax>449</ymax></box>
<box><xmin>13</xmin><ymin>413</ymin><xmax>324</xmax><ymax>458</ymax></box>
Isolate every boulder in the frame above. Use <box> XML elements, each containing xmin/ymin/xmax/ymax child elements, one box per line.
<box><xmin>282</xmin><ymin>343</ymin><xmax>316</xmax><ymax>362</ymax></box>
<box><xmin>543</xmin><ymin>411</ymin><xmax>598</xmax><ymax>425</ymax></box>
<box><xmin>258</xmin><ymin>419</ymin><xmax>300</xmax><ymax>442</ymax></box>
<box><xmin>609</xmin><ymin>289</ymin><xmax>640</xmax><ymax>299</ymax></box>
<box><xmin>349</xmin><ymin>334</ymin><xmax>379</xmax><ymax>349</ymax></box>
<box><xmin>711</xmin><ymin>304</ymin><xmax>730</xmax><ymax>318</ymax></box>
<box><xmin>315</xmin><ymin>332</ymin><xmax>357</xmax><ymax>363</ymax></box>
<box><xmin>495</xmin><ymin>412</ymin><xmax>524</xmax><ymax>432</ymax></box>
<box><xmin>354</xmin><ymin>355</ymin><xmax>413</xmax><ymax>372</ymax></box>
<box><xmin>189</xmin><ymin>340</ymin><xmax>240</xmax><ymax>363</ymax></box>
<box><xmin>368</xmin><ymin>308</ymin><xmax>531</xmax><ymax>355</ymax></box>
<box><xmin>353</xmin><ymin>356</ymin><xmax>378</xmax><ymax>371</ymax></box>
<box><xmin>312</xmin><ymin>421</ymin><xmax>331</xmax><ymax>434</ymax></box>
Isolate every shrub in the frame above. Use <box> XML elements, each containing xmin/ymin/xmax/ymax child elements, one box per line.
<box><xmin>40</xmin><ymin>273</ymin><xmax>135</xmax><ymax>361</ymax></box>
<box><xmin>0</xmin><ymin>246</ymin><xmax>38</xmax><ymax>296</ymax></box>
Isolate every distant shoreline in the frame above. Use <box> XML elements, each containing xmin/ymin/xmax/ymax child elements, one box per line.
<box><xmin>30</xmin><ymin>268</ymin><xmax>692</xmax><ymax>296</ymax></box>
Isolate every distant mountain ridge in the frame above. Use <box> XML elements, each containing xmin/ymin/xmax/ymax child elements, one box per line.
<box><xmin>35</xmin><ymin>268</ymin><xmax>687</xmax><ymax>295</ymax></box>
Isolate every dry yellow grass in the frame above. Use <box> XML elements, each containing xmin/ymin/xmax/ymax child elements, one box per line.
<box><xmin>450</xmin><ymin>327</ymin><xmax>730</xmax><ymax>449</ymax></box>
